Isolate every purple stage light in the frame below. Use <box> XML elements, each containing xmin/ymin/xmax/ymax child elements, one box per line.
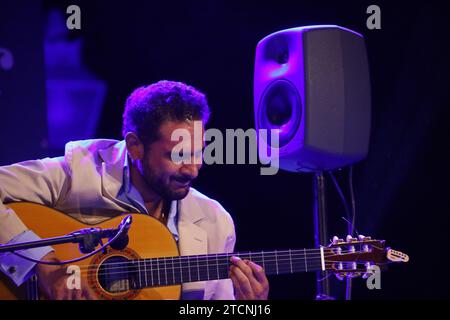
<box><xmin>44</xmin><ymin>9</ymin><xmax>106</xmax><ymax>150</ymax></box>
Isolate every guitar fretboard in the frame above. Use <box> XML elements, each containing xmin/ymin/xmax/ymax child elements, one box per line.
<box><xmin>125</xmin><ymin>250</ymin><xmax>323</xmax><ymax>289</ymax></box>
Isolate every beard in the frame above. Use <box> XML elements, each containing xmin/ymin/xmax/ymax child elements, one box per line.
<box><xmin>141</xmin><ymin>163</ymin><xmax>191</xmax><ymax>201</ymax></box>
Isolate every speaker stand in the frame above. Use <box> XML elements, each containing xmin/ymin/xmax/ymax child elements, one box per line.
<box><xmin>313</xmin><ymin>172</ymin><xmax>335</xmax><ymax>300</ymax></box>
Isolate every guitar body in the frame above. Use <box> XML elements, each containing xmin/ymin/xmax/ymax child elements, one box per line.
<box><xmin>0</xmin><ymin>203</ymin><xmax>181</xmax><ymax>300</ymax></box>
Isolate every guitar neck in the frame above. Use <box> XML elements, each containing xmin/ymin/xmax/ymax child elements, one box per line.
<box><xmin>130</xmin><ymin>249</ymin><xmax>324</xmax><ymax>289</ymax></box>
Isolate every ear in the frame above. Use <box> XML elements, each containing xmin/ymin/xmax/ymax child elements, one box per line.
<box><xmin>125</xmin><ymin>132</ymin><xmax>145</xmax><ymax>161</ymax></box>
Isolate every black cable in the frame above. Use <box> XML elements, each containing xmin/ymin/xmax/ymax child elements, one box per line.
<box><xmin>327</xmin><ymin>170</ymin><xmax>352</xmax><ymax>233</ymax></box>
<box><xmin>349</xmin><ymin>166</ymin><xmax>356</xmax><ymax>236</ymax></box>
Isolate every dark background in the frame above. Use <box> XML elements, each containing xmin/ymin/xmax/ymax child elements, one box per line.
<box><xmin>1</xmin><ymin>0</ymin><xmax>449</xmax><ymax>299</ymax></box>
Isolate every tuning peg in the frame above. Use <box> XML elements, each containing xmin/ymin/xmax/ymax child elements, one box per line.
<box><xmin>346</xmin><ymin>235</ymin><xmax>358</xmax><ymax>242</ymax></box>
<box><xmin>358</xmin><ymin>235</ymin><xmax>372</xmax><ymax>241</ymax></box>
<box><xmin>331</xmin><ymin>236</ymin><xmax>344</xmax><ymax>244</ymax></box>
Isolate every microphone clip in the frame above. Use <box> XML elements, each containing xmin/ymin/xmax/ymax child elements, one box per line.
<box><xmin>69</xmin><ymin>215</ymin><xmax>133</xmax><ymax>254</ymax></box>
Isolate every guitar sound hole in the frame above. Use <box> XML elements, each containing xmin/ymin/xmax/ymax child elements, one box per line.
<box><xmin>98</xmin><ymin>256</ymin><xmax>131</xmax><ymax>293</ymax></box>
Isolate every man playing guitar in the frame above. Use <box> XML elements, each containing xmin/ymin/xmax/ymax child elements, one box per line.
<box><xmin>0</xmin><ymin>80</ymin><xmax>269</xmax><ymax>300</ymax></box>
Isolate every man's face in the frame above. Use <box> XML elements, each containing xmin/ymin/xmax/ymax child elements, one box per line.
<box><xmin>139</xmin><ymin>120</ymin><xmax>204</xmax><ymax>200</ymax></box>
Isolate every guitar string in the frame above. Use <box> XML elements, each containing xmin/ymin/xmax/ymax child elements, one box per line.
<box><xmin>75</xmin><ymin>263</ymin><xmax>376</xmax><ymax>295</ymax></box>
<box><xmin>69</xmin><ymin>248</ymin><xmax>368</xmax><ymax>272</ymax></box>
<box><xmin>73</xmin><ymin>255</ymin><xmax>371</xmax><ymax>278</ymax></box>
<box><xmin>66</xmin><ymin>245</ymin><xmax>378</xmax><ymax>271</ymax></box>
<box><xmin>64</xmin><ymin>250</ymin><xmax>324</xmax><ymax>270</ymax></box>
<box><xmin>75</xmin><ymin>257</ymin><xmax>325</xmax><ymax>274</ymax></box>
<box><xmin>70</xmin><ymin>252</ymin><xmax>372</xmax><ymax>275</ymax></box>
<box><xmin>77</xmin><ymin>259</ymin><xmax>373</xmax><ymax>281</ymax></box>
<box><xmin>79</xmin><ymin>262</ymin><xmax>328</xmax><ymax>280</ymax></box>
<box><xmin>80</xmin><ymin>259</ymin><xmax>370</xmax><ymax>277</ymax></box>
<box><xmin>81</xmin><ymin>263</ymin><xmax>330</xmax><ymax>292</ymax></box>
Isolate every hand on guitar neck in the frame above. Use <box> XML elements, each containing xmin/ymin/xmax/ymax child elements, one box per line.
<box><xmin>35</xmin><ymin>252</ymin><xmax>95</xmax><ymax>300</ymax></box>
<box><xmin>230</xmin><ymin>256</ymin><xmax>269</xmax><ymax>300</ymax></box>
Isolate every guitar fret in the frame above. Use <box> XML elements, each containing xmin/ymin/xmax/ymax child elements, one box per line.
<box><xmin>150</xmin><ymin>259</ymin><xmax>154</xmax><ymax>286</ymax></box>
<box><xmin>164</xmin><ymin>258</ymin><xmax>167</xmax><ymax>285</ymax></box>
<box><xmin>138</xmin><ymin>260</ymin><xmax>142</xmax><ymax>288</ymax></box>
<box><xmin>216</xmin><ymin>254</ymin><xmax>219</xmax><ymax>280</ymax></box>
<box><xmin>206</xmin><ymin>256</ymin><xmax>210</xmax><ymax>280</ymax></box>
<box><xmin>275</xmin><ymin>250</ymin><xmax>279</xmax><ymax>275</ymax></box>
<box><xmin>178</xmin><ymin>257</ymin><xmax>183</xmax><ymax>284</ymax></box>
<box><xmin>175</xmin><ymin>257</ymin><xmax>185</xmax><ymax>284</ymax></box>
<box><xmin>157</xmin><ymin>257</ymin><xmax>160</xmax><ymax>285</ymax></box>
<box><xmin>289</xmin><ymin>249</ymin><xmax>293</xmax><ymax>273</ymax></box>
<box><xmin>172</xmin><ymin>257</ymin><xmax>175</xmax><ymax>284</ymax></box>
<box><xmin>143</xmin><ymin>259</ymin><xmax>148</xmax><ymax>286</ymax></box>
<box><xmin>188</xmin><ymin>256</ymin><xmax>192</xmax><ymax>282</ymax></box>
<box><xmin>226</xmin><ymin>256</ymin><xmax>230</xmax><ymax>277</ymax></box>
<box><xmin>304</xmin><ymin>248</ymin><xmax>308</xmax><ymax>272</ymax></box>
<box><xmin>197</xmin><ymin>255</ymin><xmax>200</xmax><ymax>281</ymax></box>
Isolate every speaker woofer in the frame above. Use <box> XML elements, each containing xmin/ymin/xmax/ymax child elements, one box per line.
<box><xmin>258</xmin><ymin>79</ymin><xmax>302</xmax><ymax>148</ymax></box>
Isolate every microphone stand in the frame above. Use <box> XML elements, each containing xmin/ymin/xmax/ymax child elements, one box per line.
<box><xmin>313</xmin><ymin>172</ymin><xmax>335</xmax><ymax>300</ymax></box>
<box><xmin>0</xmin><ymin>231</ymin><xmax>100</xmax><ymax>254</ymax></box>
<box><xmin>0</xmin><ymin>215</ymin><xmax>132</xmax><ymax>255</ymax></box>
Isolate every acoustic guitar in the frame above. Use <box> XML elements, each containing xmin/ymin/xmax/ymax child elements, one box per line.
<box><xmin>0</xmin><ymin>203</ymin><xmax>409</xmax><ymax>300</ymax></box>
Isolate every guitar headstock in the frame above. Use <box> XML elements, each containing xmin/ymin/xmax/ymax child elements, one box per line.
<box><xmin>324</xmin><ymin>235</ymin><xmax>409</xmax><ymax>280</ymax></box>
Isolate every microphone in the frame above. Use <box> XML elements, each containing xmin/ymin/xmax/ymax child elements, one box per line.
<box><xmin>71</xmin><ymin>215</ymin><xmax>133</xmax><ymax>253</ymax></box>
<box><xmin>109</xmin><ymin>215</ymin><xmax>132</xmax><ymax>250</ymax></box>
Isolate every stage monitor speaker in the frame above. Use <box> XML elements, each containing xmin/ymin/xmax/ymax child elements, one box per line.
<box><xmin>254</xmin><ymin>25</ymin><xmax>371</xmax><ymax>172</ymax></box>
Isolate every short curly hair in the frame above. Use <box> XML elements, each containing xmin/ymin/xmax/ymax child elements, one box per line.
<box><xmin>122</xmin><ymin>80</ymin><xmax>210</xmax><ymax>144</ymax></box>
